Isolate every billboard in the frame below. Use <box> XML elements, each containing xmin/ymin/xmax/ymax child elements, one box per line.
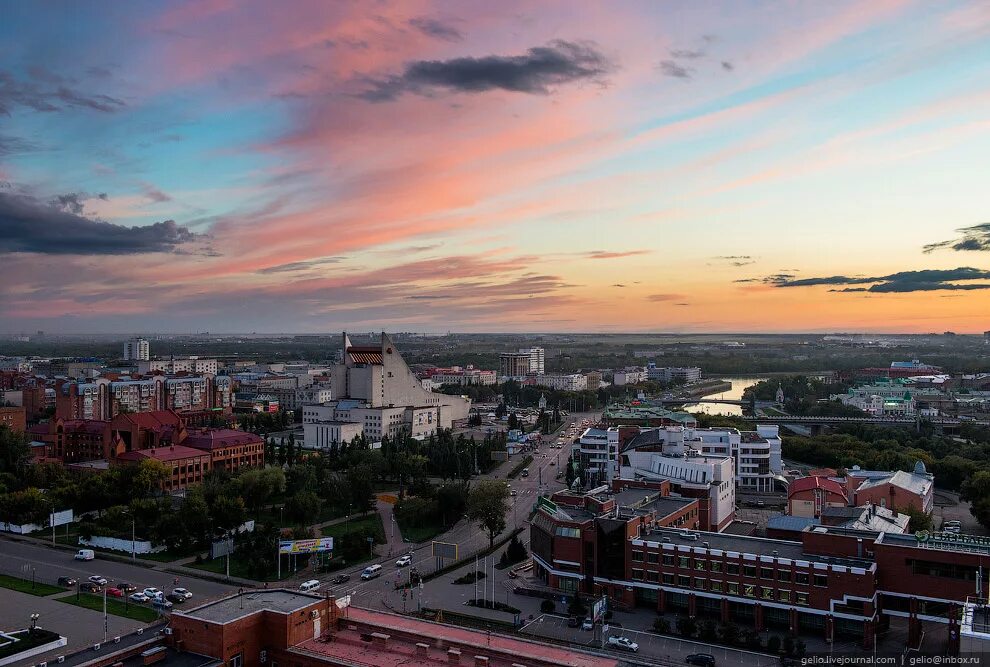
<box><xmin>432</xmin><ymin>541</ymin><xmax>458</xmax><ymax>560</ymax></box>
<box><xmin>592</xmin><ymin>596</ymin><xmax>607</xmax><ymax>622</ymax></box>
<box><xmin>279</xmin><ymin>537</ymin><xmax>333</xmax><ymax>554</ymax></box>
<box><xmin>211</xmin><ymin>537</ymin><xmax>234</xmax><ymax>559</ymax></box>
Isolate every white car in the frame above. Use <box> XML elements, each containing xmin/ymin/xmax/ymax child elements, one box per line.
<box><xmin>395</xmin><ymin>555</ymin><xmax>413</xmax><ymax>567</ymax></box>
<box><xmin>607</xmin><ymin>636</ymin><xmax>639</xmax><ymax>652</ymax></box>
<box><xmin>129</xmin><ymin>592</ymin><xmax>150</xmax><ymax>603</ymax></box>
<box><xmin>172</xmin><ymin>588</ymin><xmax>193</xmax><ymax>600</ymax></box>
<box><xmin>143</xmin><ymin>587</ymin><xmax>162</xmax><ymax>599</ymax></box>
<box><xmin>88</xmin><ymin>575</ymin><xmax>108</xmax><ymax>586</ymax></box>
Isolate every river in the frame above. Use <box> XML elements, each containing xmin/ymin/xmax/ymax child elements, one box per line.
<box><xmin>681</xmin><ymin>377</ymin><xmax>762</xmax><ymax>416</ymax></box>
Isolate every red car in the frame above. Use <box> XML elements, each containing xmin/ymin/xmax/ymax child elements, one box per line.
<box><xmin>106</xmin><ymin>587</ymin><xmax>124</xmax><ymax>598</ymax></box>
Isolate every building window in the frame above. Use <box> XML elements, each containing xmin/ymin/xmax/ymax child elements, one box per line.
<box><xmin>230</xmin><ymin>654</ymin><xmax>243</xmax><ymax>667</ymax></box>
<box><xmin>646</xmin><ymin>571</ymin><xmax>659</xmax><ymax>582</ymax></box>
<box><xmin>778</xmin><ymin>570</ymin><xmax>791</xmax><ymax>582</ymax></box>
<box><xmin>743</xmin><ymin>565</ymin><xmax>757</xmax><ymax>578</ymax></box>
<box><xmin>678</xmin><ymin>575</ymin><xmax>690</xmax><ymax>587</ymax></box>
<box><xmin>647</xmin><ymin>552</ymin><xmax>658</xmax><ymax>564</ymax></box>
<box><xmin>663</xmin><ymin>573</ymin><xmax>674</xmax><ymax>585</ymax></box>
<box><xmin>727</xmin><ymin>582</ymin><xmax>739</xmax><ymax>595</ymax></box>
<box><xmin>663</xmin><ymin>555</ymin><xmax>675</xmax><ymax>566</ymax></box>
<box><xmin>761</xmin><ymin>587</ymin><xmax>774</xmax><ymax>600</ymax></box>
<box><xmin>631</xmin><ymin>570</ymin><xmax>644</xmax><ymax>581</ymax></box>
<box><xmin>760</xmin><ymin>567</ymin><xmax>773</xmax><ymax>579</ymax></box>
<box><xmin>695</xmin><ymin>560</ymin><xmax>706</xmax><ymax>571</ymax></box>
<box><xmin>779</xmin><ymin>590</ymin><xmax>791</xmax><ymax>603</ymax></box>
<box><xmin>743</xmin><ymin>584</ymin><xmax>756</xmax><ymax>597</ymax></box>
<box><xmin>814</xmin><ymin>574</ymin><xmax>827</xmax><ymax>587</ymax></box>
<box><xmin>632</xmin><ymin>551</ymin><xmax>644</xmax><ymax>562</ymax></box>
<box><xmin>795</xmin><ymin>592</ymin><xmax>809</xmax><ymax>606</ymax></box>
<box><xmin>795</xmin><ymin>572</ymin><xmax>810</xmax><ymax>585</ymax></box>
<box><xmin>679</xmin><ymin>557</ymin><xmax>689</xmax><ymax>568</ymax></box>
<box><xmin>694</xmin><ymin>578</ymin><xmax>705</xmax><ymax>590</ymax></box>
<box><xmin>710</xmin><ymin>580</ymin><xmax>722</xmax><ymax>593</ymax></box>
<box><xmin>710</xmin><ymin>561</ymin><xmax>721</xmax><ymax>573</ymax></box>
<box><xmin>727</xmin><ymin>564</ymin><xmax>739</xmax><ymax>575</ymax></box>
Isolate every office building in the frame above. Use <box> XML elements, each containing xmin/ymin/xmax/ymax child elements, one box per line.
<box><xmin>519</xmin><ymin>346</ymin><xmax>545</xmax><ymax>374</ymax></box>
<box><xmin>56</xmin><ymin>375</ymin><xmax>232</xmax><ymax>421</ymax></box>
<box><xmin>535</xmin><ymin>373</ymin><xmax>588</xmax><ymax>391</ymax></box>
<box><xmin>123</xmin><ymin>337</ymin><xmax>150</xmax><ymax>361</ymax></box>
<box><xmin>138</xmin><ymin>357</ymin><xmax>219</xmax><ymax>375</ymax></box>
<box><xmin>499</xmin><ymin>352</ymin><xmax>531</xmax><ymax>378</ymax></box>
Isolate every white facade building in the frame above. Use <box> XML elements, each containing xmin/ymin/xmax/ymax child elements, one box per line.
<box><xmin>303</xmin><ymin>399</ymin><xmax>440</xmax><ymax>448</ymax></box>
<box><xmin>138</xmin><ymin>357</ymin><xmax>219</xmax><ymax>375</ymax></box>
<box><xmin>123</xmin><ymin>338</ymin><xmax>150</xmax><ymax>361</ymax></box>
<box><xmin>691</xmin><ymin>424</ymin><xmax>783</xmax><ymax>492</ymax></box>
<box><xmin>535</xmin><ymin>374</ymin><xmax>588</xmax><ymax>392</ymax></box>
<box><xmin>646</xmin><ymin>365</ymin><xmax>702</xmax><ymax>383</ymax></box>
<box><xmin>613</xmin><ymin>368</ymin><xmax>647</xmax><ymax>386</ymax></box>
<box><xmin>519</xmin><ymin>347</ymin><xmax>545</xmax><ymax>375</ymax></box>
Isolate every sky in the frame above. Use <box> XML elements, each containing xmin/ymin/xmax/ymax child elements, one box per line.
<box><xmin>2</xmin><ymin>0</ymin><xmax>990</xmax><ymax>334</ymax></box>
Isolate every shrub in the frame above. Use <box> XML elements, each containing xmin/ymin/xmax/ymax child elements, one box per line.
<box><xmin>719</xmin><ymin>622</ymin><xmax>740</xmax><ymax>646</ymax></box>
<box><xmin>794</xmin><ymin>638</ymin><xmax>807</xmax><ymax>657</ymax></box>
<box><xmin>767</xmin><ymin>636</ymin><xmax>781</xmax><ymax>654</ymax></box>
<box><xmin>653</xmin><ymin>617</ymin><xmax>671</xmax><ymax>634</ymax></box>
<box><xmin>567</xmin><ymin>596</ymin><xmax>587</xmax><ymax>618</ymax></box>
<box><xmin>783</xmin><ymin>635</ymin><xmax>795</xmax><ymax>656</ymax></box>
<box><xmin>676</xmin><ymin>616</ymin><xmax>697</xmax><ymax>638</ymax></box>
<box><xmin>540</xmin><ymin>599</ymin><xmax>556</xmax><ymax>614</ymax></box>
<box><xmin>698</xmin><ymin>619</ymin><xmax>717</xmax><ymax>642</ymax></box>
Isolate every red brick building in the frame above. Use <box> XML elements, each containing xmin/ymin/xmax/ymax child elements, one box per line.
<box><xmin>532</xmin><ymin>494</ymin><xmax>987</xmax><ymax>653</ymax></box>
<box><xmin>117</xmin><ymin>444</ymin><xmax>212</xmax><ymax>491</ymax></box>
<box><xmin>787</xmin><ymin>475</ymin><xmax>847</xmax><ymax>518</ymax></box>
<box><xmin>0</xmin><ymin>406</ymin><xmax>26</xmax><ymax>433</ymax></box>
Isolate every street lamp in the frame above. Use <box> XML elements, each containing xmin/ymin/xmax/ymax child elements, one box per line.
<box><xmin>30</xmin><ymin>613</ymin><xmax>39</xmax><ymax>632</ymax></box>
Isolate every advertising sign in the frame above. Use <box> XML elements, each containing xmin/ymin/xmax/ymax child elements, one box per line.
<box><xmin>592</xmin><ymin>596</ymin><xmax>608</xmax><ymax>622</ymax></box>
<box><xmin>279</xmin><ymin>537</ymin><xmax>334</xmax><ymax>554</ymax></box>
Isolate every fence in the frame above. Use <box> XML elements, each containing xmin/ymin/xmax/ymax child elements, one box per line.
<box><xmin>0</xmin><ymin>509</ymin><xmax>74</xmax><ymax>535</ymax></box>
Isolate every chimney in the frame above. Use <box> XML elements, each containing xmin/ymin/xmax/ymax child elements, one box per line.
<box><xmin>448</xmin><ymin>649</ymin><xmax>461</xmax><ymax>664</ymax></box>
<box><xmin>856</xmin><ymin>538</ymin><xmax>863</xmax><ymax>558</ymax></box>
<box><xmin>416</xmin><ymin>643</ymin><xmax>429</xmax><ymax>657</ymax></box>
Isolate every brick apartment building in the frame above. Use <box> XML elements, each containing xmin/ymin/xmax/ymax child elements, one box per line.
<box><xmin>533</xmin><ymin>489</ymin><xmax>985</xmax><ymax>652</ymax></box>
<box><xmin>55</xmin><ymin>375</ymin><xmax>232</xmax><ymax>422</ymax></box>
<box><xmin>0</xmin><ymin>406</ymin><xmax>26</xmax><ymax>433</ymax></box>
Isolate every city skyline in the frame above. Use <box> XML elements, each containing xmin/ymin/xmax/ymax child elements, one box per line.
<box><xmin>2</xmin><ymin>1</ymin><xmax>990</xmax><ymax>333</ymax></box>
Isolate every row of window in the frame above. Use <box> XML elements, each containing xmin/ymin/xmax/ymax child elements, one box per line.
<box><xmin>629</xmin><ymin>569</ymin><xmax>811</xmax><ymax>605</ymax></box>
<box><xmin>630</xmin><ymin>552</ymin><xmax>828</xmax><ymax>587</ymax></box>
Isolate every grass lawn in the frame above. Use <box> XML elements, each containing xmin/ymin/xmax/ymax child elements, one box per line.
<box><xmin>137</xmin><ymin>550</ymin><xmax>187</xmax><ymax>563</ymax></box>
<box><xmin>319</xmin><ymin>514</ymin><xmax>386</xmax><ymax>541</ymax></box>
<box><xmin>395</xmin><ymin>517</ymin><xmax>447</xmax><ymax>544</ymax></box>
<box><xmin>188</xmin><ymin>553</ymin><xmax>293</xmax><ymax>582</ymax></box>
<box><xmin>0</xmin><ymin>573</ymin><xmax>67</xmax><ymax>597</ymax></box>
<box><xmin>57</xmin><ymin>592</ymin><xmax>160</xmax><ymax>623</ymax></box>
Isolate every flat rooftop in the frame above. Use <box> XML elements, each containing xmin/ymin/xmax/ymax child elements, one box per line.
<box><xmin>175</xmin><ymin>589</ymin><xmax>320</xmax><ymax>624</ymax></box>
<box><xmin>295</xmin><ymin>607</ymin><xmax>620</xmax><ymax>667</ymax></box>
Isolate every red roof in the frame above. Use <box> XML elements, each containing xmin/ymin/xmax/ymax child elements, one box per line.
<box><xmin>115</xmin><ymin>410</ymin><xmax>183</xmax><ymax>431</ymax></box>
<box><xmin>183</xmin><ymin>428</ymin><xmax>262</xmax><ymax>451</ymax></box>
<box><xmin>788</xmin><ymin>475</ymin><xmax>846</xmax><ymax>499</ymax></box>
<box><xmin>117</xmin><ymin>444</ymin><xmax>208</xmax><ymax>463</ymax></box>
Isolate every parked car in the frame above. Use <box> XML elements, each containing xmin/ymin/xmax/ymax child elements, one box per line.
<box><xmin>686</xmin><ymin>654</ymin><xmax>716</xmax><ymax>667</ymax></box>
<box><xmin>129</xmin><ymin>592</ymin><xmax>150</xmax><ymax>603</ymax></box>
<box><xmin>510</xmin><ymin>489</ymin><xmax>517</xmax><ymax>497</ymax></box>
<box><xmin>171</xmin><ymin>588</ymin><xmax>193</xmax><ymax>600</ymax></box>
<box><xmin>606</xmin><ymin>636</ymin><xmax>639</xmax><ymax>652</ymax></box>
<box><xmin>57</xmin><ymin>576</ymin><xmax>77</xmax><ymax>587</ymax></box>
<box><xmin>330</xmin><ymin>574</ymin><xmax>350</xmax><ymax>585</ymax></box>
<box><xmin>152</xmin><ymin>598</ymin><xmax>173</xmax><ymax>609</ymax></box>
<box><xmin>106</xmin><ymin>587</ymin><xmax>124</xmax><ymax>598</ymax></box>
<box><xmin>88</xmin><ymin>575</ymin><xmax>108</xmax><ymax>586</ymax></box>
<box><xmin>142</xmin><ymin>587</ymin><xmax>162</xmax><ymax>599</ymax></box>
<box><xmin>80</xmin><ymin>582</ymin><xmax>102</xmax><ymax>593</ymax></box>
<box><xmin>396</xmin><ymin>555</ymin><xmax>413</xmax><ymax>567</ymax></box>
<box><xmin>165</xmin><ymin>592</ymin><xmax>186</xmax><ymax>604</ymax></box>
<box><xmin>581</xmin><ymin>618</ymin><xmax>594</xmax><ymax>631</ymax></box>
<box><xmin>118</xmin><ymin>583</ymin><xmax>137</xmax><ymax>594</ymax></box>
<box><xmin>567</xmin><ymin>617</ymin><xmax>580</xmax><ymax>628</ymax></box>
<box><xmin>74</xmin><ymin>549</ymin><xmax>95</xmax><ymax>561</ymax></box>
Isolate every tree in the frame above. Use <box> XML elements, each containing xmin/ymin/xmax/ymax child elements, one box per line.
<box><xmin>495</xmin><ymin>403</ymin><xmax>507</xmax><ymax>420</ymax></box>
<box><xmin>467</xmin><ymin>480</ymin><xmax>509</xmax><ymax>547</ymax></box>
<box><xmin>239</xmin><ymin>467</ymin><xmax>286</xmax><ymax>515</ymax></box>
<box><xmin>767</xmin><ymin>636</ymin><xmax>782</xmax><ymax>654</ymax></box>
<box><xmin>719</xmin><ymin>622</ymin><xmax>739</xmax><ymax>646</ymax></box>
<box><xmin>210</xmin><ymin>494</ymin><xmax>246</xmax><ymax>533</ymax></box>
<box><xmin>567</xmin><ymin>596</ymin><xmax>587</xmax><ymax>618</ymax></box>
<box><xmin>900</xmin><ymin>505</ymin><xmax>933</xmax><ymax>533</ymax></box>
<box><xmin>962</xmin><ymin>470</ymin><xmax>990</xmax><ymax>530</ymax></box>
<box><xmin>540</xmin><ymin>599</ymin><xmax>556</xmax><ymax>614</ymax></box>
<box><xmin>508</xmin><ymin>413</ymin><xmax>519</xmax><ymax>430</ymax></box>
<box><xmin>653</xmin><ymin>617</ymin><xmax>671</xmax><ymax>634</ymax></box>
<box><xmin>285</xmin><ymin>491</ymin><xmax>321</xmax><ymax>526</ymax></box>
<box><xmin>0</xmin><ymin>426</ymin><xmax>31</xmax><ymax>477</ymax></box>
<box><xmin>698</xmin><ymin>619</ymin><xmax>717</xmax><ymax>642</ymax></box>
<box><xmin>129</xmin><ymin>459</ymin><xmax>170</xmax><ymax>497</ymax></box>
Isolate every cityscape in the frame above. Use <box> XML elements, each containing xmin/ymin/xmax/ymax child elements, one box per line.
<box><xmin>3</xmin><ymin>3</ymin><xmax>990</xmax><ymax>667</ymax></box>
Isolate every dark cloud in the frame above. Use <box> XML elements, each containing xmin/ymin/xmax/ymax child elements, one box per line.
<box><xmin>758</xmin><ymin>267</ymin><xmax>990</xmax><ymax>293</ymax></box>
<box><xmin>408</xmin><ymin>17</ymin><xmax>463</xmax><ymax>42</ymax></box>
<box><xmin>141</xmin><ymin>183</ymin><xmax>172</xmax><ymax>203</ymax></box>
<box><xmin>721</xmin><ymin>61</ymin><xmax>734</xmax><ymax>71</ymax></box>
<box><xmin>658</xmin><ymin>60</ymin><xmax>693</xmax><ymax>79</ymax></box>
<box><xmin>97</xmin><ymin>193</ymin><xmax>109</xmax><ymax>201</ymax></box>
<box><xmin>0</xmin><ymin>69</ymin><xmax>125</xmax><ymax>115</ymax></box>
<box><xmin>0</xmin><ymin>134</ymin><xmax>39</xmax><ymax>156</ymax></box>
<box><xmin>675</xmin><ymin>303</ymin><xmax>690</xmax><ymax>306</ymax></box>
<box><xmin>612</xmin><ymin>283</ymin><xmax>626</xmax><ymax>288</ymax></box>
<box><xmin>0</xmin><ymin>191</ymin><xmax>201</xmax><ymax>255</ymax></box>
<box><xmin>923</xmin><ymin>223</ymin><xmax>990</xmax><ymax>253</ymax></box>
<box><xmin>648</xmin><ymin>293</ymin><xmax>686</xmax><ymax>301</ymax></box>
<box><xmin>712</xmin><ymin>254</ymin><xmax>755</xmax><ymax>267</ymax></box>
<box><xmin>584</xmin><ymin>249</ymin><xmax>649</xmax><ymax>259</ymax></box>
<box><xmin>670</xmin><ymin>49</ymin><xmax>706</xmax><ymax>59</ymax></box>
<box><xmin>255</xmin><ymin>257</ymin><xmax>344</xmax><ymax>274</ymax></box>
<box><xmin>359</xmin><ymin>40</ymin><xmax>612</xmax><ymax>102</ymax></box>
<box><xmin>734</xmin><ymin>273</ymin><xmax>794</xmax><ymax>284</ymax></box>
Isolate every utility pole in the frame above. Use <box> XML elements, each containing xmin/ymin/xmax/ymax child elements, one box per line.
<box><xmin>131</xmin><ymin>516</ymin><xmax>136</xmax><ymax>561</ymax></box>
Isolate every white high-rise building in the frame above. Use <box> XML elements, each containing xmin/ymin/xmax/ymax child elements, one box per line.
<box><xmin>519</xmin><ymin>347</ymin><xmax>545</xmax><ymax>375</ymax></box>
<box><xmin>123</xmin><ymin>337</ymin><xmax>150</xmax><ymax>361</ymax></box>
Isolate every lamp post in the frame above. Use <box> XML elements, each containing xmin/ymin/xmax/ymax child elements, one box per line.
<box><xmin>30</xmin><ymin>613</ymin><xmax>39</xmax><ymax>632</ymax></box>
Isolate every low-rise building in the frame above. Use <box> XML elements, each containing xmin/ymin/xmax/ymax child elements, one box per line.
<box><xmin>138</xmin><ymin>357</ymin><xmax>219</xmax><ymax>375</ymax></box>
<box><xmin>613</xmin><ymin>368</ymin><xmax>647</xmax><ymax>385</ymax></box>
<box><xmin>847</xmin><ymin>463</ymin><xmax>934</xmax><ymax>514</ymax></box>
<box><xmin>0</xmin><ymin>406</ymin><xmax>26</xmax><ymax>433</ymax></box>
<box><xmin>535</xmin><ymin>373</ymin><xmax>588</xmax><ymax>391</ymax></box>
<box><xmin>788</xmin><ymin>475</ymin><xmax>848</xmax><ymax>518</ymax></box>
